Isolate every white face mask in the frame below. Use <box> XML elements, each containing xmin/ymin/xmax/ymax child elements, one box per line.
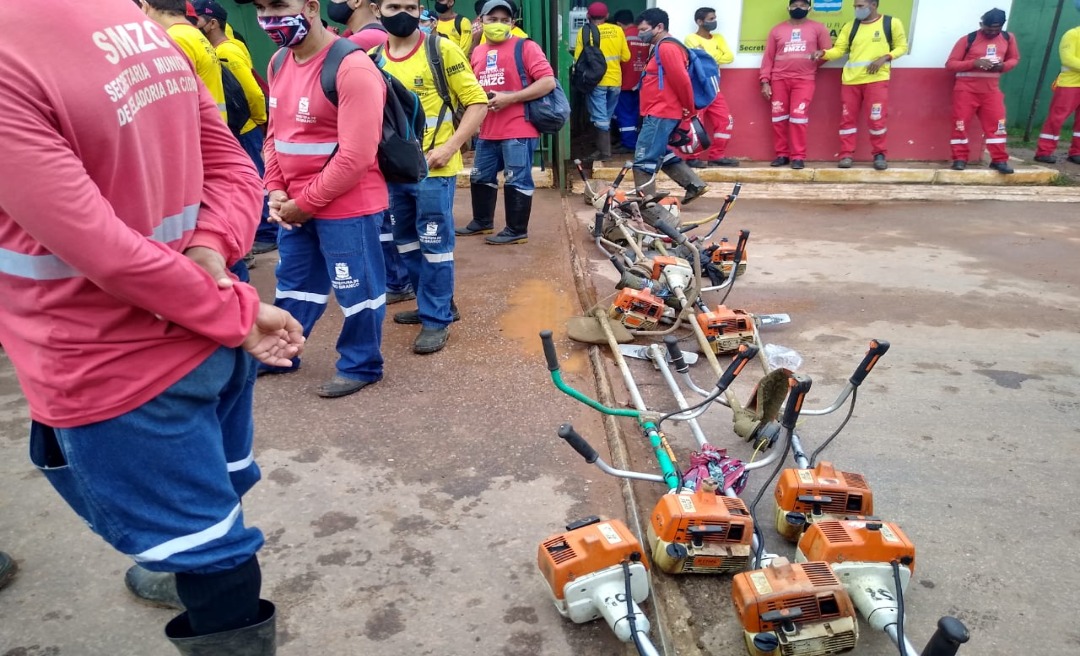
<box><xmin>855</xmin><ymin>6</ymin><xmax>872</xmax><ymax>21</ymax></box>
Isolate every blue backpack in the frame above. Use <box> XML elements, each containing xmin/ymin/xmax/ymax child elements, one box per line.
<box><xmin>514</xmin><ymin>38</ymin><xmax>570</xmax><ymax>135</ymax></box>
<box><xmin>653</xmin><ymin>37</ymin><xmax>720</xmax><ymax>111</ymax></box>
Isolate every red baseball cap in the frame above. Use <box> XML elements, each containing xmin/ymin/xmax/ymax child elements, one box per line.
<box><xmin>587</xmin><ymin>2</ymin><xmax>608</xmax><ymax>19</ymax></box>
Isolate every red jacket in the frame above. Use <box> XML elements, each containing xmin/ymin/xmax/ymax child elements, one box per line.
<box><xmin>620</xmin><ymin>26</ymin><xmax>651</xmax><ymax>91</ymax></box>
<box><xmin>946</xmin><ymin>31</ymin><xmax>1020</xmax><ymax>91</ymax></box>
<box><xmin>0</xmin><ymin>1</ymin><xmax>263</xmax><ymax>427</ymax></box>
<box><xmin>640</xmin><ymin>38</ymin><xmax>694</xmax><ymax>120</ymax></box>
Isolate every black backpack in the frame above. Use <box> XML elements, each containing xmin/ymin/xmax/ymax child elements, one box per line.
<box><xmin>848</xmin><ymin>15</ymin><xmax>894</xmax><ymax>51</ymax></box>
<box><xmin>572</xmin><ymin>24</ymin><xmax>607</xmax><ymax>93</ymax></box>
<box><xmin>963</xmin><ymin>30</ymin><xmax>1011</xmax><ymax>58</ymax></box>
<box><xmin>271</xmin><ymin>39</ymin><xmax>428</xmax><ymax>184</ymax></box>
<box><xmin>219</xmin><ymin>64</ymin><xmax>251</xmax><ymax>137</ymax></box>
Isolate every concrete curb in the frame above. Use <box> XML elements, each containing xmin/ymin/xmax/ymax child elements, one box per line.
<box><xmin>570</xmin><ymin>178</ymin><xmax>1080</xmax><ymax>203</ymax></box>
<box><xmin>587</xmin><ymin>163</ymin><xmax>1060</xmax><ymax>186</ymax></box>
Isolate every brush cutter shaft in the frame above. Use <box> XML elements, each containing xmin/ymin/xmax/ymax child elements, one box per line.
<box><xmin>648</xmin><ymin>345</ymin><xmax>710</xmax><ymax>448</ymax></box>
<box><xmin>556</xmin><ymin>424</ymin><xmax>665</xmax><ymax>483</ymax></box>
<box><xmin>887</xmin><ymin>624</ymin><xmax>919</xmax><ymax>656</ymax></box>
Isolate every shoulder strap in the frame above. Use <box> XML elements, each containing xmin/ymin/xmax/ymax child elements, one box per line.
<box><xmin>884</xmin><ymin>15</ymin><xmax>893</xmax><ymax>50</ymax></box>
<box><xmin>426</xmin><ymin>34</ymin><xmax>455</xmax><ymax>111</ymax></box>
<box><xmin>514</xmin><ymin>38</ymin><xmax>529</xmax><ymax>87</ymax></box>
<box><xmin>320</xmin><ymin>39</ymin><xmax>363</xmax><ymax>107</ymax></box>
<box><xmin>360</xmin><ymin>22</ymin><xmax>388</xmax><ymax>33</ymax></box>
<box><xmin>587</xmin><ymin>24</ymin><xmax>601</xmax><ymax>48</ymax></box>
<box><xmin>454</xmin><ymin>15</ymin><xmax>464</xmax><ymax>34</ymax></box>
<box><xmin>847</xmin><ymin>20</ymin><xmax>861</xmax><ymax>50</ymax></box>
<box><xmin>271</xmin><ymin>47</ymin><xmax>288</xmax><ymax>78</ymax></box>
<box><xmin>963</xmin><ymin>31</ymin><xmax>977</xmax><ymax>58</ymax></box>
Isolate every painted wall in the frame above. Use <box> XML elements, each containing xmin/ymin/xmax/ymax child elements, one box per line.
<box><xmin>655</xmin><ymin>0</ymin><xmax>1023</xmax><ymax>161</ymax></box>
<box><xmin>1001</xmin><ymin>0</ymin><xmax>1079</xmax><ymax>133</ymax></box>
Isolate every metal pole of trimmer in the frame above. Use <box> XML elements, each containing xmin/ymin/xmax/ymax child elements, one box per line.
<box><xmin>541</xmin><ymin>331</ymin><xmax>681</xmax><ymax>491</ymax></box>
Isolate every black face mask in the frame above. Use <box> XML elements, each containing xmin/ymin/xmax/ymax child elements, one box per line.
<box><xmin>381</xmin><ymin>11</ymin><xmax>420</xmax><ymax>37</ymax></box>
<box><xmin>789</xmin><ymin>8</ymin><xmax>810</xmax><ymax>19</ymax></box>
<box><xmin>434</xmin><ymin>2</ymin><xmax>451</xmax><ymax>13</ymax></box>
<box><xmin>328</xmin><ymin>2</ymin><xmax>355</xmax><ymax>24</ymax></box>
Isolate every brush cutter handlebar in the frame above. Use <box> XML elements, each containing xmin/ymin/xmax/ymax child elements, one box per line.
<box><xmin>718</xmin><ymin>344</ymin><xmax>759</xmax><ymax>392</ymax></box>
<box><xmin>663</xmin><ymin>336</ymin><xmax>689</xmax><ymax>373</ymax></box>
<box><xmin>780</xmin><ymin>373</ymin><xmax>813</xmax><ymax>431</ymax></box>
<box><xmin>920</xmin><ymin>617</ymin><xmax>969</xmax><ymax>656</ymax></box>
<box><xmin>850</xmin><ymin>339</ymin><xmax>891</xmax><ymax>387</ymax></box>
<box><xmin>541</xmin><ymin>330</ymin><xmax>561</xmax><ymax>372</ymax></box>
<box><xmin>558</xmin><ymin>424</ymin><xmax>599</xmax><ymax>464</ymax></box>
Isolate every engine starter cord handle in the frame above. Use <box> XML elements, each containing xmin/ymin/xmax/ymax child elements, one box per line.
<box><xmin>920</xmin><ymin>616</ymin><xmax>970</xmax><ymax>656</ymax></box>
<box><xmin>558</xmin><ymin>423</ymin><xmax>599</xmax><ymax>464</ymax></box>
<box><xmin>850</xmin><ymin>339</ymin><xmax>891</xmax><ymax>387</ymax></box>
<box><xmin>717</xmin><ymin>344</ymin><xmax>760</xmax><ymax>391</ymax></box>
<box><xmin>781</xmin><ymin>373</ymin><xmax>813</xmax><ymax>431</ymax></box>
<box><xmin>663</xmin><ymin>335</ymin><xmax>689</xmax><ymax>373</ymax></box>
<box><xmin>540</xmin><ymin>330</ymin><xmax>560</xmax><ymax>372</ymax></box>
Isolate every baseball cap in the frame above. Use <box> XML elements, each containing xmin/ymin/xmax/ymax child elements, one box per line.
<box><xmin>588</xmin><ymin>2</ymin><xmax>608</xmax><ymax>18</ymax></box>
<box><xmin>480</xmin><ymin>0</ymin><xmax>514</xmax><ymax>16</ymax></box>
<box><xmin>191</xmin><ymin>0</ymin><xmax>227</xmax><ymax>23</ymax></box>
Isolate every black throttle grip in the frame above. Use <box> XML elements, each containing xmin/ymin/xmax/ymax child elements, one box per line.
<box><xmin>558</xmin><ymin>424</ymin><xmax>599</xmax><ymax>464</ymax></box>
<box><xmin>664</xmin><ymin>336</ymin><xmax>688</xmax><ymax>373</ymax></box>
<box><xmin>655</xmin><ymin>219</ymin><xmax>687</xmax><ymax>245</ymax></box>
<box><xmin>920</xmin><ymin>617</ymin><xmax>969</xmax><ymax>656</ymax></box>
<box><xmin>593</xmin><ymin>212</ymin><xmax>604</xmax><ymax>238</ymax></box>
<box><xmin>733</xmin><ymin>229</ymin><xmax>750</xmax><ymax>266</ymax></box>
<box><xmin>850</xmin><ymin>339</ymin><xmax>890</xmax><ymax>387</ymax></box>
<box><xmin>540</xmin><ymin>331</ymin><xmax>560</xmax><ymax>372</ymax></box>
<box><xmin>780</xmin><ymin>373</ymin><xmax>813</xmax><ymax>431</ymax></box>
<box><xmin>717</xmin><ymin>344</ymin><xmax>759</xmax><ymax>391</ymax></box>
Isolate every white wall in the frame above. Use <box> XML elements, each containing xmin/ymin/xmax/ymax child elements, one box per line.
<box><xmin>656</xmin><ymin>0</ymin><xmax>1016</xmax><ymax>69</ymax></box>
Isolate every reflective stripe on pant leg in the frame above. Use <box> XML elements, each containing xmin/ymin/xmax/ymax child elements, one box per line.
<box><xmin>977</xmin><ymin>87</ymin><xmax>1010</xmax><ymax>162</ymax></box>
<box><xmin>950</xmin><ymin>87</ymin><xmax>978</xmax><ymax>161</ymax></box>
<box><xmin>769</xmin><ymin>78</ymin><xmax>791</xmax><ymax>158</ymax></box>
<box><xmin>704</xmin><ymin>92</ymin><xmax>732</xmax><ymax>160</ymax></box>
<box><xmin>411</xmin><ymin>176</ymin><xmax>457</xmax><ymax>328</ymax></box>
<box><xmin>839</xmin><ymin>83</ymin><xmax>862</xmax><ymax>158</ymax></box>
<box><xmin>614</xmin><ymin>91</ymin><xmax>640</xmax><ymax>149</ymax></box>
<box><xmin>317</xmin><ymin>215</ymin><xmax>386</xmax><ymax>382</ymax></box>
<box><xmin>788</xmin><ymin>78</ymin><xmax>816</xmax><ymax>160</ymax></box>
<box><xmin>1035</xmin><ymin>86</ymin><xmax>1078</xmax><ymax>157</ymax></box>
<box><xmin>866</xmin><ymin>81</ymin><xmax>889</xmax><ymax>156</ymax></box>
<box><xmin>273</xmin><ymin>221</ymin><xmax>331</xmax><ymax>341</ymax></box>
<box><xmin>29</xmin><ymin>348</ymin><xmax>264</xmax><ymax>573</ymax></box>
<box><xmin>379</xmin><ymin>210</ymin><xmax>411</xmax><ymax>294</ymax></box>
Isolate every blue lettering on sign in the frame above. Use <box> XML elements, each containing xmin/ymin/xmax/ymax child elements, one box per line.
<box><xmin>814</xmin><ymin>0</ymin><xmax>843</xmax><ymax>11</ymax></box>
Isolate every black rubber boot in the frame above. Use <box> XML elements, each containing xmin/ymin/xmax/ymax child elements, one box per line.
<box><xmin>661</xmin><ymin>160</ymin><xmax>709</xmax><ymax>205</ymax></box>
<box><xmin>457</xmin><ymin>183</ymin><xmax>497</xmax><ymax>235</ymax></box>
<box><xmin>166</xmin><ymin>600</ymin><xmax>276</xmax><ymax>656</ymax></box>
<box><xmin>633</xmin><ymin>169</ymin><xmax>658</xmax><ymax>197</ymax></box>
<box><xmin>596</xmin><ymin>126</ymin><xmax>612</xmax><ymax>162</ymax></box>
<box><xmin>485</xmin><ymin>187</ymin><xmax>532</xmax><ymax>245</ymax></box>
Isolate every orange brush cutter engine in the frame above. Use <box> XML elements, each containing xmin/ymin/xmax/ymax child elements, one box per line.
<box><xmin>711</xmin><ymin>237</ymin><xmax>749</xmax><ymax>277</ymax></box>
<box><xmin>696</xmin><ymin>306</ymin><xmax>756</xmax><ymax>355</ymax></box>
<box><xmin>646</xmin><ymin>481</ymin><xmax>755</xmax><ymax>574</ymax></box>
<box><xmin>732</xmin><ymin>557</ymin><xmax>859</xmax><ymax>656</ymax></box>
<box><xmin>774</xmin><ymin>462</ymin><xmax>874</xmax><ymax>542</ymax></box>
<box><xmin>797</xmin><ymin>520</ymin><xmax>916</xmax><ymax>637</ymax></box>
<box><xmin>537</xmin><ymin>517</ymin><xmax>652</xmax><ymax>642</ymax></box>
<box><xmin>609</xmin><ymin>288</ymin><xmax>667</xmax><ymax>330</ymax></box>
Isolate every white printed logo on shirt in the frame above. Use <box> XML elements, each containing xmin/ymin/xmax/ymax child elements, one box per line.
<box><xmin>298</xmin><ymin>97</ymin><xmax>310</xmax><ymax>115</ymax></box>
<box><xmin>269</xmin><ymin>96</ymin><xmax>278</xmax><ymax>108</ymax></box>
<box><xmin>791</xmin><ymin>29</ymin><xmax>802</xmax><ymax>42</ymax></box>
<box><xmin>987</xmin><ymin>45</ymin><xmax>998</xmax><ymax>58</ymax></box>
<box><xmin>335</xmin><ymin>263</ymin><xmax>351</xmax><ymax>280</ymax></box>
<box><xmin>486</xmin><ymin>51</ymin><xmax>498</xmax><ymax>70</ymax></box>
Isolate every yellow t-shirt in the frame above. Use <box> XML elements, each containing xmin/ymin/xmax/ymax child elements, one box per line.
<box><xmin>574</xmin><ymin>22</ymin><xmax>631</xmax><ymax>88</ymax></box>
<box><xmin>684</xmin><ymin>32</ymin><xmax>735</xmax><ymax>67</ymax></box>
<box><xmin>823</xmin><ymin>16</ymin><xmax>909</xmax><ymax>86</ymax></box>
<box><xmin>480</xmin><ymin>25</ymin><xmax>528</xmax><ymax>45</ymax></box>
<box><xmin>167</xmin><ymin>23</ymin><xmax>227</xmax><ymax>123</ymax></box>
<box><xmin>215</xmin><ymin>39</ymin><xmax>267</xmax><ymax>134</ymax></box>
<box><xmin>378</xmin><ymin>35</ymin><xmax>487</xmax><ymax>177</ymax></box>
<box><xmin>1057</xmin><ymin>26</ymin><xmax>1080</xmax><ymax>88</ymax></box>
<box><xmin>436</xmin><ymin>15</ymin><xmax>473</xmax><ymax>55</ymax></box>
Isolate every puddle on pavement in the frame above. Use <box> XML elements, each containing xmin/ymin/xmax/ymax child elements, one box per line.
<box><xmin>498</xmin><ymin>278</ymin><xmax>587</xmax><ymax>373</ymax></box>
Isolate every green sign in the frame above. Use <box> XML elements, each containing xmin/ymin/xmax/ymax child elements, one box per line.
<box><xmin>738</xmin><ymin>0</ymin><xmax>918</xmax><ymax>54</ymax></box>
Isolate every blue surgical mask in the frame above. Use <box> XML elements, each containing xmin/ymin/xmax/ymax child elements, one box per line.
<box><xmin>854</xmin><ymin>6</ymin><xmax>872</xmax><ymax>21</ymax></box>
<box><xmin>420</xmin><ymin>24</ymin><xmax>434</xmax><ymax>34</ymax></box>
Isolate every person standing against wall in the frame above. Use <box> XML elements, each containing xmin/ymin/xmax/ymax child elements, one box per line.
<box><xmin>632</xmin><ymin>8</ymin><xmax>709</xmax><ymax>204</ymax></box>
<box><xmin>945</xmin><ymin>8</ymin><xmax>1019</xmax><ymax>174</ymax></box>
<box><xmin>575</xmin><ymin>2</ymin><xmax>631</xmax><ymax>162</ymax></box>
<box><xmin>612</xmin><ymin>9</ymin><xmax>650</xmax><ymax>154</ymax></box>
<box><xmin>435</xmin><ymin>0</ymin><xmax>473</xmax><ymax>54</ymax></box>
<box><xmin>684</xmin><ymin>7</ymin><xmax>738</xmax><ymax>167</ymax></box>
<box><xmin>1034</xmin><ymin>5</ymin><xmax>1080</xmax><ymax>166</ymax></box>
<box><xmin>812</xmin><ymin>0</ymin><xmax>907</xmax><ymax>170</ymax></box>
<box><xmin>760</xmin><ymin>0</ymin><xmax>831</xmax><ymax>170</ymax></box>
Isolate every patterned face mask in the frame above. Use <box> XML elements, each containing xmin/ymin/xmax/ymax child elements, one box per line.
<box><xmin>257</xmin><ymin>14</ymin><xmax>312</xmax><ymax>48</ymax></box>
